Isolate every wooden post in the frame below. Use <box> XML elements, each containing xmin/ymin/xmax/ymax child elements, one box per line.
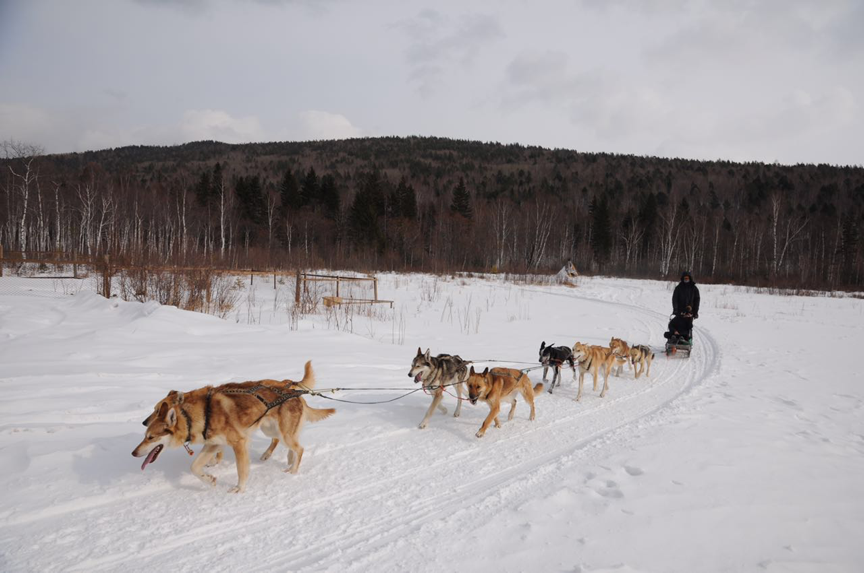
<box><xmin>295</xmin><ymin>270</ymin><xmax>302</xmax><ymax>304</ymax></box>
<box><xmin>250</xmin><ymin>271</ymin><xmax>254</xmax><ymax>285</ymax></box>
<box><xmin>273</xmin><ymin>272</ymin><xmax>277</xmax><ymax>290</ymax></box>
<box><xmin>102</xmin><ymin>255</ymin><xmax>111</xmax><ymax>298</ymax></box>
<box><xmin>72</xmin><ymin>249</ymin><xmax>78</xmax><ymax>279</ymax></box>
<box><xmin>336</xmin><ymin>278</ymin><xmax>340</xmax><ymax>298</ymax></box>
<box><xmin>373</xmin><ymin>277</ymin><xmax>378</xmax><ymax>301</ymax></box>
<box><xmin>0</xmin><ymin>244</ymin><xmax>4</xmax><ymax>277</ymax></box>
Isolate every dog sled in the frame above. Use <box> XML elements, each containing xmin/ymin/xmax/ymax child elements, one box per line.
<box><xmin>663</xmin><ymin>314</ymin><xmax>693</xmax><ymax>358</ymax></box>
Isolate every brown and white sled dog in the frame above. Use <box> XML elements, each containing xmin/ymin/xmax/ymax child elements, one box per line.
<box><xmin>609</xmin><ymin>337</ymin><xmax>632</xmax><ymax>377</ymax></box>
<box><xmin>629</xmin><ymin>344</ymin><xmax>654</xmax><ymax>379</ymax></box>
<box><xmin>408</xmin><ymin>348</ymin><xmax>469</xmax><ymax>429</ymax></box>
<box><xmin>571</xmin><ymin>342</ymin><xmax>617</xmax><ymax>401</ymax></box>
<box><xmin>132</xmin><ymin>361</ymin><xmax>335</xmax><ymax>493</ymax></box>
<box><xmin>465</xmin><ymin>366</ymin><xmax>544</xmax><ymax>438</ymax></box>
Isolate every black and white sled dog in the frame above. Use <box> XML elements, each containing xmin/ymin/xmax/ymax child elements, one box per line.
<box><xmin>408</xmin><ymin>348</ymin><xmax>469</xmax><ymax>429</ymax></box>
<box><xmin>538</xmin><ymin>341</ymin><xmax>576</xmax><ymax>394</ymax></box>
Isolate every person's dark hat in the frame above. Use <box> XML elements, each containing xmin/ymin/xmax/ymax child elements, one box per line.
<box><xmin>681</xmin><ymin>271</ymin><xmax>692</xmax><ymax>280</ymax></box>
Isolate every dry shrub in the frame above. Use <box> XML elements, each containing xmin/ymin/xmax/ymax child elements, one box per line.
<box><xmin>116</xmin><ymin>268</ymin><xmax>242</xmax><ymax>317</ymax></box>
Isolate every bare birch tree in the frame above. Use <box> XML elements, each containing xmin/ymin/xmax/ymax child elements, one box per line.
<box><xmin>2</xmin><ymin>140</ymin><xmax>44</xmax><ymax>252</ymax></box>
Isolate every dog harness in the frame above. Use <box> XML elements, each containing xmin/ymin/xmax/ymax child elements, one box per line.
<box><xmin>203</xmin><ymin>384</ymin><xmax>307</xmax><ymax>434</ymax></box>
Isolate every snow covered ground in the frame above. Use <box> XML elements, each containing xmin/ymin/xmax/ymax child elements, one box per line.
<box><xmin>0</xmin><ymin>272</ymin><xmax>862</xmax><ymax>572</ymax></box>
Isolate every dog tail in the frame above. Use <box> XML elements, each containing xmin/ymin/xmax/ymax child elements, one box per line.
<box><xmin>304</xmin><ymin>405</ymin><xmax>336</xmax><ymax>423</ymax></box>
<box><xmin>299</xmin><ymin>360</ymin><xmax>316</xmax><ymax>390</ymax></box>
<box><xmin>532</xmin><ymin>382</ymin><xmax>544</xmax><ymax>395</ymax></box>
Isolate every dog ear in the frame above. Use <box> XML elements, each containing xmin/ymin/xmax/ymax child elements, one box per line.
<box><xmin>424</xmin><ymin>348</ymin><xmax>430</xmax><ymax>359</ymax></box>
<box><xmin>417</xmin><ymin>347</ymin><xmax>422</xmax><ymax>356</ymax></box>
<box><xmin>470</xmin><ymin>366</ymin><xmax>475</xmax><ymax>375</ymax></box>
<box><xmin>166</xmin><ymin>407</ymin><xmax>177</xmax><ymax>428</ymax></box>
<box><xmin>482</xmin><ymin>367</ymin><xmax>489</xmax><ymax>376</ymax></box>
<box><xmin>540</xmin><ymin>341</ymin><xmax>545</xmax><ymax>350</ymax></box>
<box><xmin>176</xmin><ymin>392</ymin><xmax>184</xmax><ymax>404</ymax></box>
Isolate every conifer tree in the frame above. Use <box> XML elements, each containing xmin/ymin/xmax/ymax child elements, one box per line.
<box><xmin>320</xmin><ymin>174</ymin><xmax>341</xmax><ymax>220</ymax></box>
<box><xmin>194</xmin><ymin>171</ymin><xmax>212</xmax><ymax>206</ymax></box>
<box><xmin>279</xmin><ymin>169</ymin><xmax>302</xmax><ymax>214</ymax></box>
<box><xmin>349</xmin><ymin>171</ymin><xmax>385</xmax><ymax>248</ymax></box>
<box><xmin>590</xmin><ymin>195</ymin><xmax>612</xmax><ymax>266</ymax></box>
<box><xmin>450</xmin><ymin>177</ymin><xmax>472</xmax><ymax>219</ymax></box>
<box><xmin>301</xmin><ymin>167</ymin><xmax>319</xmax><ymax>208</ymax></box>
<box><xmin>397</xmin><ymin>177</ymin><xmax>417</xmax><ymax>219</ymax></box>
<box><xmin>236</xmin><ymin>175</ymin><xmax>266</xmax><ymax>225</ymax></box>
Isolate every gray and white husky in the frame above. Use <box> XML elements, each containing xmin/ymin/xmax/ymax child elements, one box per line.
<box><xmin>408</xmin><ymin>348</ymin><xmax>469</xmax><ymax>429</ymax></box>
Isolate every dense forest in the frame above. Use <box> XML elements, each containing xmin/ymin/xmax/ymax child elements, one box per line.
<box><xmin>2</xmin><ymin>136</ymin><xmax>862</xmax><ymax>289</ymax></box>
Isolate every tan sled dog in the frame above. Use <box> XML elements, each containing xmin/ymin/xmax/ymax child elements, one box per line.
<box><xmin>609</xmin><ymin>337</ymin><xmax>632</xmax><ymax>377</ymax></box>
<box><xmin>629</xmin><ymin>344</ymin><xmax>654</xmax><ymax>379</ymax></box>
<box><xmin>466</xmin><ymin>366</ymin><xmax>544</xmax><ymax>438</ymax></box>
<box><xmin>571</xmin><ymin>342</ymin><xmax>617</xmax><ymax>401</ymax></box>
<box><xmin>133</xmin><ymin>361</ymin><xmax>334</xmax><ymax>493</ymax></box>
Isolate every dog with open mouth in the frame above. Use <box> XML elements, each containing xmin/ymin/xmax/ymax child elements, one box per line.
<box><xmin>132</xmin><ymin>361</ymin><xmax>335</xmax><ymax>493</ymax></box>
<box><xmin>608</xmin><ymin>337</ymin><xmax>632</xmax><ymax>377</ymax></box>
<box><xmin>407</xmin><ymin>348</ymin><xmax>469</xmax><ymax>429</ymax></box>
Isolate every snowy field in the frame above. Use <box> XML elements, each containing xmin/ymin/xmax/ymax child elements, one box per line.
<box><xmin>0</xmin><ymin>272</ymin><xmax>862</xmax><ymax>572</ymax></box>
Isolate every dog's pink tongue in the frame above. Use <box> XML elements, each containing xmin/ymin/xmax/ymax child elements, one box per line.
<box><xmin>141</xmin><ymin>445</ymin><xmax>163</xmax><ymax>471</ymax></box>
<box><xmin>414</xmin><ymin>373</ymin><xmax>422</xmax><ymax>383</ymax></box>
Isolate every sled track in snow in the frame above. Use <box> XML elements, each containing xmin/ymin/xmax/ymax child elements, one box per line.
<box><xmin>237</xmin><ymin>289</ymin><xmax>721</xmax><ymax>572</ymax></box>
<box><xmin>3</xmin><ymin>287</ymin><xmax>721</xmax><ymax>573</ymax></box>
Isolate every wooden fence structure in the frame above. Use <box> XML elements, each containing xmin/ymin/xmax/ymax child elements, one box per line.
<box><xmin>295</xmin><ymin>272</ymin><xmax>393</xmax><ymax>308</ymax></box>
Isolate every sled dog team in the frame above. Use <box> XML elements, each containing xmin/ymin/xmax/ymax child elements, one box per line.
<box><xmin>134</xmin><ymin>338</ymin><xmax>653</xmax><ymax>493</ymax></box>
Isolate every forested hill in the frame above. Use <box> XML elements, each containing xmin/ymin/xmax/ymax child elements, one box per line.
<box><xmin>3</xmin><ymin>136</ymin><xmax>863</xmax><ymax>288</ymax></box>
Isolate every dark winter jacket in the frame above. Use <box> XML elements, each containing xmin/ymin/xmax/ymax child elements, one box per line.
<box><xmin>672</xmin><ymin>272</ymin><xmax>700</xmax><ymax>317</ymax></box>
<box><xmin>667</xmin><ymin>314</ymin><xmax>693</xmax><ymax>338</ymax></box>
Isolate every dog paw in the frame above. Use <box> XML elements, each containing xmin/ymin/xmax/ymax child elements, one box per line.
<box><xmin>200</xmin><ymin>474</ymin><xmax>217</xmax><ymax>486</ymax></box>
<box><xmin>475</xmin><ymin>431</ymin><xmax>484</xmax><ymax>438</ymax></box>
<box><xmin>418</xmin><ymin>422</ymin><xmax>427</xmax><ymax>429</ymax></box>
<box><xmin>453</xmin><ymin>412</ymin><xmax>460</xmax><ymax>418</ymax></box>
<box><xmin>228</xmin><ymin>486</ymin><xmax>244</xmax><ymax>494</ymax></box>
<box><xmin>260</xmin><ymin>452</ymin><xmax>272</xmax><ymax>462</ymax></box>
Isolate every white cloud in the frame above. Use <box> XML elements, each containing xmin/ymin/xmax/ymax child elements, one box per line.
<box><xmin>180</xmin><ymin>109</ymin><xmax>265</xmax><ymax>143</ymax></box>
<box><xmin>297</xmin><ymin>110</ymin><xmax>362</xmax><ymax>141</ymax></box>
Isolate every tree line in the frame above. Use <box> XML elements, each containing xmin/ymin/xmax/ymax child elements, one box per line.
<box><xmin>2</xmin><ymin>136</ymin><xmax>862</xmax><ymax>289</ymax></box>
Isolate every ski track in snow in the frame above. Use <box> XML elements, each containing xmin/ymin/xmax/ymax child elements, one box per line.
<box><xmin>0</xmin><ymin>280</ymin><xmax>722</xmax><ymax>572</ymax></box>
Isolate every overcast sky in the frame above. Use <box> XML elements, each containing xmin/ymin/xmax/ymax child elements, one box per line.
<box><xmin>1</xmin><ymin>0</ymin><xmax>861</xmax><ymax>165</ymax></box>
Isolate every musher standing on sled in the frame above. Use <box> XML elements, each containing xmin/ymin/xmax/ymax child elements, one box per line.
<box><xmin>672</xmin><ymin>271</ymin><xmax>700</xmax><ymax>319</ymax></box>
<box><xmin>665</xmin><ymin>271</ymin><xmax>700</xmax><ymax>345</ymax></box>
